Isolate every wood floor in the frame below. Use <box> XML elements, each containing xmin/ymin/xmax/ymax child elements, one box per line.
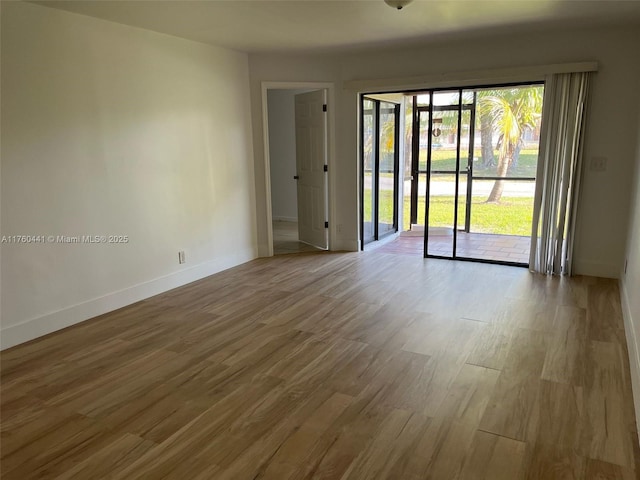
<box><xmin>2</xmin><ymin>251</ymin><xmax>639</xmax><ymax>479</ymax></box>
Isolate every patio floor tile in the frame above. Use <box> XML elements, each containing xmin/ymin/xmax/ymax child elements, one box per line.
<box><xmin>375</xmin><ymin>231</ymin><xmax>530</xmax><ymax>264</ymax></box>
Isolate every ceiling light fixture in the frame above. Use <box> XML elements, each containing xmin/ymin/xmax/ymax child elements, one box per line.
<box><xmin>384</xmin><ymin>0</ymin><xmax>413</xmax><ymax>10</ymax></box>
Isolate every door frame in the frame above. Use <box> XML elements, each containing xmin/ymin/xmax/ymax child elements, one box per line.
<box><xmin>261</xmin><ymin>82</ymin><xmax>336</xmax><ymax>257</ymax></box>
<box><xmin>360</xmin><ymin>95</ymin><xmax>402</xmax><ymax>248</ymax></box>
<box><xmin>417</xmin><ymin>84</ymin><xmax>542</xmax><ymax>265</ymax></box>
<box><xmin>422</xmin><ymin>88</ymin><xmax>468</xmax><ymax>260</ymax></box>
<box><xmin>360</xmin><ymin>81</ymin><xmax>544</xmax><ymax>266</ymax></box>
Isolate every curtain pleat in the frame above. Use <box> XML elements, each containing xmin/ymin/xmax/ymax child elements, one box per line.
<box><xmin>530</xmin><ymin>72</ymin><xmax>591</xmax><ymax>275</ymax></box>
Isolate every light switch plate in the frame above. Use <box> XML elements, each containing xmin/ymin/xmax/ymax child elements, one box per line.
<box><xmin>590</xmin><ymin>156</ymin><xmax>607</xmax><ymax>172</ymax></box>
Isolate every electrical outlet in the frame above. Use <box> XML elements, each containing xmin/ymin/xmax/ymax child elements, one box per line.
<box><xmin>178</xmin><ymin>250</ymin><xmax>186</xmax><ymax>264</ymax></box>
<box><xmin>337</xmin><ymin>224</ymin><xmax>343</xmax><ymax>233</ymax></box>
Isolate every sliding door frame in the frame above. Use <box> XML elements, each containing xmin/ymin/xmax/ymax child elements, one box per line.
<box><xmin>364</xmin><ymin>80</ymin><xmax>545</xmax><ymax>267</ymax></box>
<box><xmin>360</xmin><ymin>95</ymin><xmax>401</xmax><ymax>249</ymax></box>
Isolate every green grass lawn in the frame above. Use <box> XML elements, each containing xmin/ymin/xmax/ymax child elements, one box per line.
<box><xmin>417</xmin><ymin>195</ymin><xmax>533</xmax><ymax>236</ymax></box>
<box><xmin>421</xmin><ymin>148</ymin><xmax>539</xmax><ymax>178</ymax></box>
<box><xmin>365</xmin><ymin>189</ymin><xmax>533</xmax><ymax>237</ymax></box>
<box><xmin>364</xmin><ymin>148</ymin><xmax>538</xmax><ymax>237</ymax></box>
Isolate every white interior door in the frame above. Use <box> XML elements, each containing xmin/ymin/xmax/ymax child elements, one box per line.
<box><xmin>295</xmin><ymin>90</ymin><xmax>328</xmax><ymax>249</ymax></box>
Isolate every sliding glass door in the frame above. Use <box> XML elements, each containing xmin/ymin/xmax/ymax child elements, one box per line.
<box><xmin>361</xmin><ymin>96</ymin><xmax>401</xmax><ymax>247</ymax></box>
<box><xmin>362</xmin><ymin>99</ymin><xmax>376</xmax><ymax>244</ymax></box>
<box><xmin>422</xmin><ymin>90</ymin><xmax>473</xmax><ymax>258</ymax></box>
<box><xmin>413</xmin><ymin>84</ymin><xmax>543</xmax><ymax>265</ymax></box>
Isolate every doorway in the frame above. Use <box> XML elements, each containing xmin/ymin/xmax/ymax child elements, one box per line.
<box><xmin>365</xmin><ymin>83</ymin><xmax>544</xmax><ymax>266</ymax></box>
<box><xmin>266</xmin><ymin>87</ymin><xmax>330</xmax><ymax>255</ymax></box>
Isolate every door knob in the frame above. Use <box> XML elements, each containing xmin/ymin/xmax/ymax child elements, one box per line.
<box><xmin>294</xmin><ymin>175</ymin><xmax>300</xmax><ymax>180</ymax></box>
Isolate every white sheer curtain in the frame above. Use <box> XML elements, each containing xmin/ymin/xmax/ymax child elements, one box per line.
<box><xmin>529</xmin><ymin>72</ymin><xmax>591</xmax><ymax>275</ymax></box>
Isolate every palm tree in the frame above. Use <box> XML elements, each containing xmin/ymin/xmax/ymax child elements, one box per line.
<box><xmin>479</xmin><ymin>114</ymin><xmax>495</xmax><ymax>167</ymax></box>
<box><xmin>477</xmin><ymin>86</ymin><xmax>543</xmax><ymax>203</ymax></box>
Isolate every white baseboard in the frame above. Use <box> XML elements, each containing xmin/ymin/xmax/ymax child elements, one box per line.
<box><xmin>620</xmin><ymin>278</ymin><xmax>640</xmax><ymax>445</ymax></box>
<box><xmin>573</xmin><ymin>259</ymin><xmax>619</xmax><ymax>279</ymax></box>
<box><xmin>272</xmin><ymin>216</ymin><xmax>298</xmax><ymax>223</ymax></box>
<box><xmin>258</xmin><ymin>242</ymin><xmax>271</xmax><ymax>257</ymax></box>
<box><xmin>0</xmin><ymin>249</ymin><xmax>255</xmax><ymax>350</ymax></box>
<box><xmin>332</xmin><ymin>238</ymin><xmax>359</xmax><ymax>252</ymax></box>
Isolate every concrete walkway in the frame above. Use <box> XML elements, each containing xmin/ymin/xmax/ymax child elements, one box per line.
<box><xmin>366</xmin><ymin>177</ymin><xmax>536</xmax><ymax>198</ymax></box>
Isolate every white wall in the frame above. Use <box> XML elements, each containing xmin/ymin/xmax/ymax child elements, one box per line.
<box><xmin>249</xmin><ymin>23</ymin><xmax>640</xmax><ymax>277</ymax></box>
<box><xmin>267</xmin><ymin>89</ymin><xmax>300</xmax><ymax>222</ymax></box>
<box><xmin>621</xmin><ymin>97</ymin><xmax>640</xmax><ymax>441</ymax></box>
<box><xmin>1</xmin><ymin>3</ymin><xmax>257</xmax><ymax>348</ymax></box>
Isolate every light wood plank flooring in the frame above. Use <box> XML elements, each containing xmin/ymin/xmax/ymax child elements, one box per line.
<box><xmin>2</xmin><ymin>251</ymin><xmax>639</xmax><ymax>479</ymax></box>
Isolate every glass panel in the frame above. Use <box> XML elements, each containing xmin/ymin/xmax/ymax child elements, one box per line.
<box><xmin>412</xmin><ymin>172</ymin><xmax>427</xmax><ymax>230</ymax></box>
<box><xmin>416</xmin><ymin>93</ymin><xmax>430</xmax><ymax>107</ymax></box>
<box><xmin>378</xmin><ymin>102</ymin><xmax>396</xmax><ymax>236</ymax></box>
<box><xmin>465</xmin><ymin>178</ymin><xmax>533</xmax><ymax>263</ymax></box>
<box><xmin>403</xmin><ymin>96</ymin><xmax>414</xmax><ymax>231</ymax></box>
<box><xmin>469</xmin><ymin>179</ymin><xmax>535</xmax><ymax>236</ymax></box>
<box><xmin>426</xmin><ymin>173</ymin><xmax>455</xmax><ymax>257</ymax></box>
<box><xmin>459</xmin><ymin>109</ymin><xmax>471</xmax><ymax>174</ymax></box>
<box><xmin>457</xmin><ymin>108</ymin><xmax>472</xmax><ymax>231</ymax></box>
<box><xmin>472</xmin><ymin>84</ymin><xmax>544</xmax><ymax>179</ymax></box>
<box><xmin>433</xmin><ymin>90</ymin><xmax>460</xmax><ymax>107</ymax></box>
<box><xmin>362</xmin><ymin>98</ymin><xmax>375</xmax><ymax>243</ymax></box>
<box><xmin>457</xmin><ymin>180</ymin><xmax>467</xmax><ymax>232</ymax></box>
<box><xmin>431</xmin><ymin>109</ymin><xmax>458</xmax><ymax>173</ymax></box>
<box><xmin>412</xmin><ymin>109</ymin><xmax>430</xmax><ymax>232</ymax></box>
<box><xmin>457</xmin><ymin>180</ymin><xmax>533</xmax><ymax>264</ymax></box>
<box><xmin>418</xmin><ymin>112</ymin><xmax>429</xmax><ymax>171</ymax></box>
<box><xmin>461</xmin><ymin>90</ymin><xmax>475</xmax><ymax>105</ymax></box>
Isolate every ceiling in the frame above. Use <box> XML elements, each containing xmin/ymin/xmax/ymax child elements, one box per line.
<box><xmin>33</xmin><ymin>0</ymin><xmax>640</xmax><ymax>54</ymax></box>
